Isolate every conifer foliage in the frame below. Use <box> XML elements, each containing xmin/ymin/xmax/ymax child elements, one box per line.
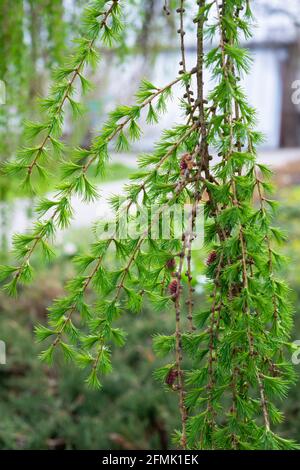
<box><xmin>1</xmin><ymin>0</ymin><xmax>299</xmax><ymax>450</ymax></box>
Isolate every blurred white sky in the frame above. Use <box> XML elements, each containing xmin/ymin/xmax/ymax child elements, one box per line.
<box><xmin>252</xmin><ymin>0</ymin><xmax>300</xmax><ymax>42</ymax></box>
<box><xmin>63</xmin><ymin>1</ymin><xmax>300</xmax><ymax>150</ymax></box>
<box><xmin>62</xmin><ymin>1</ymin><xmax>300</xmax><ymax>44</ymax></box>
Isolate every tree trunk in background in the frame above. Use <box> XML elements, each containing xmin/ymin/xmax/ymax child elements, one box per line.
<box><xmin>280</xmin><ymin>39</ymin><xmax>300</xmax><ymax>147</ymax></box>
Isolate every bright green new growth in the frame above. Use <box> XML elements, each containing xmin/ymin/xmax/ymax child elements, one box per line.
<box><xmin>1</xmin><ymin>0</ymin><xmax>299</xmax><ymax>450</ymax></box>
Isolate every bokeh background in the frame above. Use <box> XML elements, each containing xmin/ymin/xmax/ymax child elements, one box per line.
<box><xmin>1</xmin><ymin>0</ymin><xmax>300</xmax><ymax>449</ymax></box>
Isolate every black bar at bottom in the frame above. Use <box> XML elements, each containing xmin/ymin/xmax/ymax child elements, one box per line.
<box><xmin>0</xmin><ymin>449</ymin><xmax>299</xmax><ymax>466</ymax></box>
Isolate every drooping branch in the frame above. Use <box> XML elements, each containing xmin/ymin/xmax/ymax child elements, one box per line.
<box><xmin>1</xmin><ymin>0</ymin><xmax>298</xmax><ymax>451</ymax></box>
<box><xmin>17</xmin><ymin>1</ymin><xmax>122</xmax><ymax>183</ymax></box>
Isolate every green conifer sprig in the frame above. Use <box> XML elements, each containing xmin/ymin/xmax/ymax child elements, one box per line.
<box><xmin>36</xmin><ymin>123</ymin><xmax>199</xmax><ymax>365</ymax></box>
<box><xmin>2</xmin><ymin>0</ymin><xmax>299</xmax><ymax>451</ymax></box>
<box><xmin>4</xmin><ymin>0</ymin><xmax>123</xmax><ymax>190</ymax></box>
<box><xmin>180</xmin><ymin>0</ymin><xmax>299</xmax><ymax>450</ymax></box>
<box><xmin>0</xmin><ymin>72</ymin><xmax>196</xmax><ymax>294</ymax></box>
